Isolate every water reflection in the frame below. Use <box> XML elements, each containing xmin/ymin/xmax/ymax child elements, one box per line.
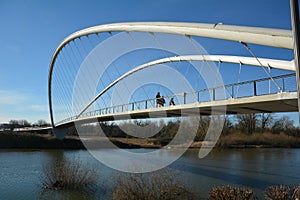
<box><xmin>38</xmin><ymin>189</ymin><xmax>100</xmax><ymax>200</ymax></box>
<box><xmin>0</xmin><ymin>148</ymin><xmax>300</xmax><ymax>199</ymax></box>
<box><xmin>38</xmin><ymin>150</ymin><xmax>104</xmax><ymax>200</ymax></box>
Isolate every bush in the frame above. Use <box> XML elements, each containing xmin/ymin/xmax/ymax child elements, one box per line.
<box><xmin>209</xmin><ymin>185</ymin><xmax>256</xmax><ymax>200</ymax></box>
<box><xmin>113</xmin><ymin>168</ymin><xmax>194</xmax><ymax>200</ymax></box>
<box><xmin>41</xmin><ymin>158</ymin><xmax>98</xmax><ymax>192</ymax></box>
<box><xmin>264</xmin><ymin>185</ymin><xmax>300</xmax><ymax>200</ymax></box>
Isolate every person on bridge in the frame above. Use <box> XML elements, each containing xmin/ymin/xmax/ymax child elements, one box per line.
<box><xmin>156</xmin><ymin>92</ymin><xmax>161</xmax><ymax>107</ymax></box>
<box><xmin>169</xmin><ymin>97</ymin><xmax>175</xmax><ymax>106</ymax></box>
<box><xmin>160</xmin><ymin>96</ymin><xmax>166</xmax><ymax>107</ymax></box>
<box><xmin>156</xmin><ymin>92</ymin><xmax>166</xmax><ymax>107</ymax></box>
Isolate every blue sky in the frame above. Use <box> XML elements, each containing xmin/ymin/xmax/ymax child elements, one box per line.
<box><xmin>0</xmin><ymin>0</ymin><xmax>297</xmax><ymax>124</ymax></box>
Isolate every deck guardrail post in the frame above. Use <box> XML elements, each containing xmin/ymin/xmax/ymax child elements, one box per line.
<box><xmin>183</xmin><ymin>92</ymin><xmax>187</xmax><ymax>104</ymax></box>
<box><xmin>213</xmin><ymin>89</ymin><xmax>216</xmax><ymax>101</ymax></box>
<box><xmin>254</xmin><ymin>81</ymin><xmax>257</xmax><ymax>96</ymax></box>
<box><xmin>282</xmin><ymin>78</ymin><xmax>285</xmax><ymax>92</ymax></box>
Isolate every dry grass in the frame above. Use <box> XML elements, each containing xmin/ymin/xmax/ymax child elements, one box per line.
<box><xmin>209</xmin><ymin>185</ymin><xmax>257</xmax><ymax>200</ymax></box>
<box><xmin>0</xmin><ymin>131</ymin><xmax>85</xmax><ymax>149</ymax></box>
<box><xmin>113</xmin><ymin>168</ymin><xmax>195</xmax><ymax>200</ymax></box>
<box><xmin>264</xmin><ymin>185</ymin><xmax>300</xmax><ymax>200</ymax></box>
<box><xmin>209</xmin><ymin>184</ymin><xmax>300</xmax><ymax>200</ymax></box>
<box><xmin>217</xmin><ymin>132</ymin><xmax>300</xmax><ymax>148</ymax></box>
<box><xmin>41</xmin><ymin>158</ymin><xmax>98</xmax><ymax>192</ymax></box>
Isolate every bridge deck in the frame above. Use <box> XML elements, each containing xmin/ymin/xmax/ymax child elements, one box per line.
<box><xmin>56</xmin><ymin>92</ymin><xmax>298</xmax><ymax>127</ymax></box>
<box><xmin>14</xmin><ymin>126</ymin><xmax>52</xmax><ymax>132</ymax></box>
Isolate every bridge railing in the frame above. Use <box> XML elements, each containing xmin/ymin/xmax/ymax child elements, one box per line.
<box><xmin>181</xmin><ymin>73</ymin><xmax>296</xmax><ymax>103</ymax></box>
<box><xmin>56</xmin><ymin>73</ymin><xmax>296</xmax><ymax>125</ymax></box>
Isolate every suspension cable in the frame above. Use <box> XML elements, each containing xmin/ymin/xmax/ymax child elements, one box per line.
<box><xmin>235</xmin><ymin>61</ymin><xmax>243</xmax><ymax>98</ymax></box>
<box><xmin>52</xmin><ymin>62</ymin><xmax>71</xmax><ymax>122</ymax></box>
<box><xmin>187</xmin><ymin>35</ymin><xmax>233</xmax><ymax>98</ymax></box>
<box><xmin>97</xmin><ymin>32</ymin><xmax>137</xmax><ymax>110</ymax></box>
<box><xmin>240</xmin><ymin>41</ymin><xmax>283</xmax><ymax>92</ymax></box>
<box><xmin>117</xmin><ymin>32</ymin><xmax>151</xmax><ymax>106</ymax></box>
<box><xmin>86</xmin><ymin>34</ymin><xmax>110</xmax><ymax>110</ymax></box>
<box><xmin>150</xmin><ymin>33</ymin><xmax>198</xmax><ymax>103</ymax></box>
<box><xmin>73</xmin><ymin>38</ymin><xmax>101</xmax><ymax>115</ymax></box>
<box><xmin>80</xmin><ymin>35</ymin><xmax>113</xmax><ymax>110</ymax></box>
<box><xmin>148</xmin><ymin>32</ymin><xmax>174</xmax><ymax>102</ymax></box>
<box><xmin>58</xmin><ymin>54</ymin><xmax>75</xmax><ymax>116</ymax></box>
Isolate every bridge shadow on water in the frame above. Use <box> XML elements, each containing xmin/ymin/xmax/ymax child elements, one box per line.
<box><xmin>175</xmin><ymin>164</ymin><xmax>277</xmax><ymax>190</ymax></box>
<box><xmin>169</xmin><ymin>157</ymin><xmax>290</xmax><ymax>191</ymax></box>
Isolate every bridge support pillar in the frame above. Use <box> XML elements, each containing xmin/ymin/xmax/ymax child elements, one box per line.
<box><xmin>53</xmin><ymin>127</ymin><xmax>68</xmax><ymax>140</ymax></box>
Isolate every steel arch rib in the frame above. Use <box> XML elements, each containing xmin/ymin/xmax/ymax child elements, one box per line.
<box><xmin>76</xmin><ymin>55</ymin><xmax>294</xmax><ymax>119</ymax></box>
<box><xmin>49</xmin><ymin>22</ymin><xmax>293</xmax><ymax>127</ymax></box>
<box><xmin>146</xmin><ymin>55</ymin><xmax>295</xmax><ymax>71</ymax></box>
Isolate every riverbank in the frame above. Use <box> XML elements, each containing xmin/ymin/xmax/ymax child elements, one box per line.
<box><xmin>217</xmin><ymin>132</ymin><xmax>300</xmax><ymax>148</ymax></box>
<box><xmin>0</xmin><ymin>132</ymin><xmax>151</xmax><ymax>149</ymax></box>
<box><xmin>1</xmin><ymin>131</ymin><xmax>300</xmax><ymax>149</ymax></box>
<box><xmin>68</xmin><ymin>132</ymin><xmax>300</xmax><ymax>149</ymax></box>
<box><xmin>0</xmin><ymin>132</ymin><xmax>165</xmax><ymax>149</ymax></box>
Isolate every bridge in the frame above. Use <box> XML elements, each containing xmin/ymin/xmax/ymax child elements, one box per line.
<box><xmin>46</xmin><ymin>22</ymin><xmax>297</xmax><ymax>137</ymax></box>
<box><xmin>55</xmin><ymin>72</ymin><xmax>297</xmax><ymax>128</ymax></box>
<box><xmin>14</xmin><ymin>126</ymin><xmax>52</xmax><ymax>134</ymax></box>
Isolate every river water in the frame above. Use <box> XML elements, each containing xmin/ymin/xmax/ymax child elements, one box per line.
<box><xmin>0</xmin><ymin>148</ymin><xmax>300</xmax><ymax>199</ymax></box>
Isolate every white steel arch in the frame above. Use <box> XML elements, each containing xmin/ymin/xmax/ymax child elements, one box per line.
<box><xmin>49</xmin><ymin>22</ymin><xmax>293</xmax><ymax>127</ymax></box>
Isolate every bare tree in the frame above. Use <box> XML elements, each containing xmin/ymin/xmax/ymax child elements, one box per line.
<box><xmin>36</xmin><ymin>119</ymin><xmax>50</xmax><ymax>127</ymax></box>
<box><xmin>8</xmin><ymin>119</ymin><xmax>31</xmax><ymax>129</ymax></box>
<box><xmin>260</xmin><ymin>113</ymin><xmax>273</xmax><ymax>132</ymax></box>
<box><xmin>18</xmin><ymin>120</ymin><xmax>31</xmax><ymax>127</ymax></box>
<box><xmin>196</xmin><ymin>116</ymin><xmax>210</xmax><ymax>140</ymax></box>
<box><xmin>222</xmin><ymin>115</ymin><xmax>234</xmax><ymax>135</ymax></box>
<box><xmin>271</xmin><ymin>116</ymin><xmax>295</xmax><ymax>134</ymax></box>
<box><xmin>236</xmin><ymin>114</ymin><xmax>258</xmax><ymax>135</ymax></box>
<box><xmin>8</xmin><ymin>120</ymin><xmax>19</xmax><ymax>130</ymax></box>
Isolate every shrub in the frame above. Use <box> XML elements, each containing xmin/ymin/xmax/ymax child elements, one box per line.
<box><xmin>209</xmin><ymin>185</ymin><xmax>256</xmax><ymax>200</ymax></box>
<box><xmin>264</xmin><ymin>185</ymin><xmax>300</xmax><ymax>200</ymax></box>
<box><xmin>41</xmin><ymin>158</ymin><xmax>98</xmax><ymax>192</ymax></box>
<box><xmin>113</xmin><ymin>168</ymin><xmax>194</xmax><ymax>200</ymax></box>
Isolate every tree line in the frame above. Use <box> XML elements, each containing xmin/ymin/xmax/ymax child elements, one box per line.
<box><xmin>235</xmin><ymin>113</ymin><xmax>298</xmax><ymax>136</ymax></box>
<box><xmin>0</xmin><ymin>119</ymin><xmax>50</xmax><ymax>131</ymax></box>
<box><xmin>68</xmin><ymin>113</ymin><xmax>300</xmax><ymax>141</ymax></box>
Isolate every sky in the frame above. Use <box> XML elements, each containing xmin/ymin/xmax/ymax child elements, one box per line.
<box><xmin>0</xmin><ymin>0</ymin><xmax>297</xmax><ymax>124</ymax></box>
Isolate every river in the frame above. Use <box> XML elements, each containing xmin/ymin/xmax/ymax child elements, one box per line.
<box><xmin>0</xmin><ymin>148</ymin><xmax>299</xmax><ymax>199</ymax></box>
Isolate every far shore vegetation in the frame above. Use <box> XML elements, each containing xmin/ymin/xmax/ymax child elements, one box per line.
<box><xmin>1</xmin><ymin>113</ymin><xmax>300</xmax><ymax>149</ymax></box>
